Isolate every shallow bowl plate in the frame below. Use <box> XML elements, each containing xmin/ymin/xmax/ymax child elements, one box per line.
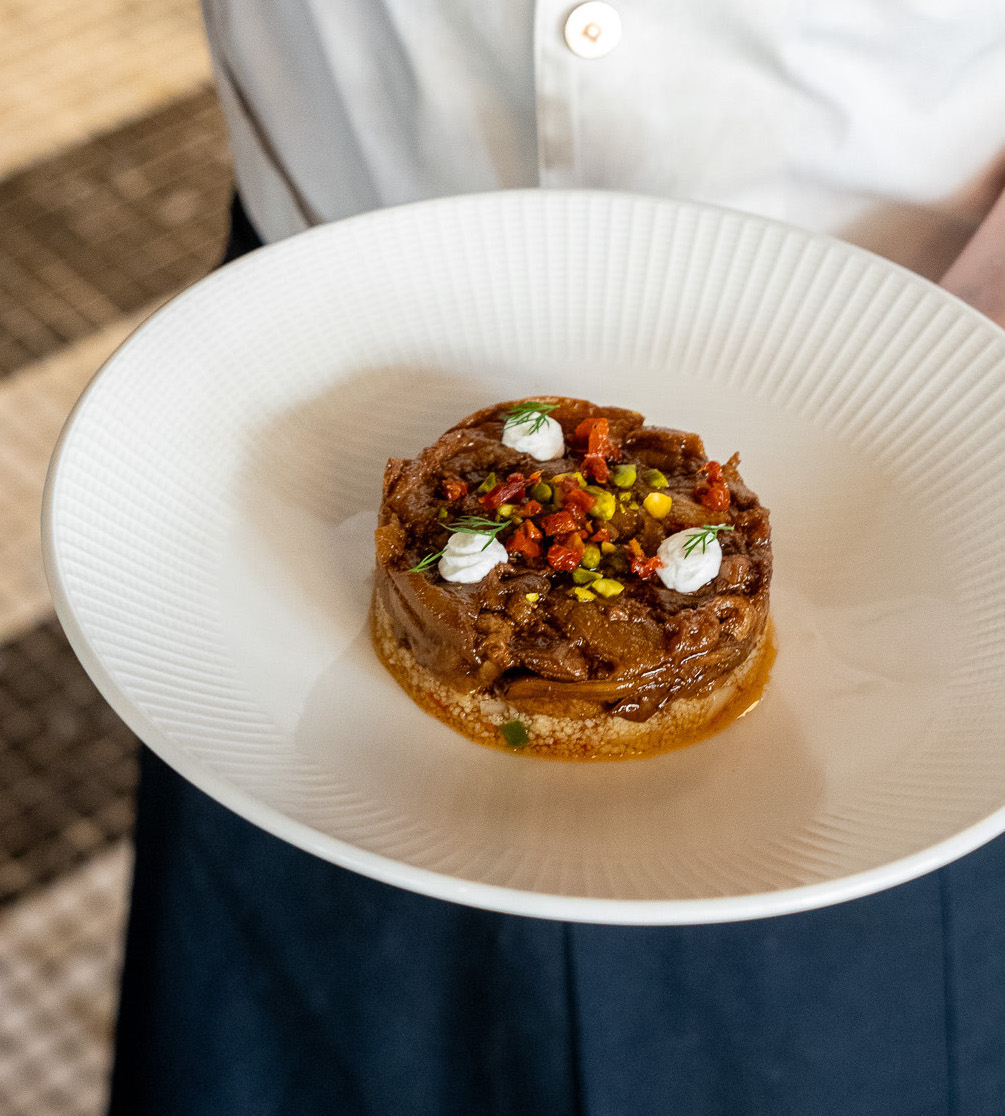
<box><xmin>43</xmin><ymin>190</ymin><xmax>1005</xmax><ymax>923</ymax></box>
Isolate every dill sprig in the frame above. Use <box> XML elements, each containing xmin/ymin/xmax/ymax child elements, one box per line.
<box><xmin>448</xmin><ymin>515</ymin><xmax>510</xmax><ymax>539</ymax></box>
<box><xmin>408</xmin><ymin>550</ymin><xmax>444</xmax><ymax>574</ymax></box>
<box><xmin>682</xmin><ymin>523</ymin><xmax>735</xmax><ymax>558</ymax></box>
<box><xmin>408</xmin><ymin>515</ymin><xmax>510</xmax><ymax>573</ymax></box>
<box><xmin>504</xmin><ymin>400</ymin><xmax>557</xmax><ymax>436</ymax></box>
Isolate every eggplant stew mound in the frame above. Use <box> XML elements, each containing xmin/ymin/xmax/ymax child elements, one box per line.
<box><xmin>372</xmin><ymin>396</ymin><xmax>772</xmax><ymax>758</ymax></box>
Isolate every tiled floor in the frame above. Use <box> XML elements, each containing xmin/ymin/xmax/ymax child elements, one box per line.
<box><xmin>0</xmin><ymin>618</ymin><xmax>139</xmax><ymax>902</ymax></box>
<box><xmin>0</xmin><ymin>0</ymin><xmax>212</xmax><ymax>174</ymax></box>
<box><xmin>0</xmin><ymin>843</ymin><xmax>132</xmax><ymax>1116</ymax></box>
<box><xmin>0</xmin><ymin>88</ymin><xmax>232</xmax><ymax>375</ymax></box>
<box><xmin>0</xmin><ymin>1</ymin><xmax>233</xmax><ymax>1112</ymax></box>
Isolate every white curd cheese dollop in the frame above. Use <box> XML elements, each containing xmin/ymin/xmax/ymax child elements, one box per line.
<box><xmin>438</xmin><ymin>531</ymin><xmax>509</xmax><ymax>583</ymax></box>
<box><xmin>501</xmin><ymin>412</ymin><xmax>565</xmax><ymax>460</ymax></box>
<box><xmin>656</xmin><ymin>528</ymin><xmax>723</xmax><ymax>593</ymax></box>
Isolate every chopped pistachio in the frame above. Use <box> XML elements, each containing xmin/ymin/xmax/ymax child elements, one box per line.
<box><xmin>642</xmin><ymin>468</ymin><xmax>668</xmax><ymax>489</ymax></box>
<box><xmin>529</xmin><ymin>482</ymin><xmax>552</xmax><ymax>503</ymax></box>
<box><xmin>611</xmin><ymin>464</ymin><xmax>637</xmax><ymax>489</ymax></box>
<box><xmin>592</xmin><ymin>578</ymin><xmax>625</xmax><ymax>598</ymax></box>
<box><xmin>437</xmin><ymin>507</ymin><xmax>449</xmax><ymax>521</ymax></box>
<box><xmin>552</xmin><ymin>471</ymin><xmax>587</xmax><ymax>489</ymax></box>
<box><xmin>600</xmin><ymin>541</ymin><xmax>617</xmax><ymax>554</ymax></box>
<box><xmin>497</xmin><ymin>503</ymin><xmax>517</xmax><ymax>518</ymax></box>
<box><xmin>476</xmin><ymin>471</ymin><xmax>500</xmax><ymax>494</ymax></box>
<box><xmin>570</xmin><ymin>586</ymin><xmax>597</xmax><ymax>602</ymax></box>
<box><xmin>580</xmin><ymin>544</ymin><xmax>602</xmax><ymax>569</ymax></box>
<box><xmin>572</xmin><ymin>568</ymin><xmax>602</xmax><ymax>584</ymax></box>
<box><xmin>585</xmin><ymin>486</ymin><xmax>616</xmax><ymax>520</ymax></box>
<box><xmin>643</xmin><ymin>492</ymin><xmax>673</xmax><ymax>519</ymax></box>
<box><xmin>525</xmin><ymin>592</ymin><xmax>540</xmax><ymax>602</ymax></box>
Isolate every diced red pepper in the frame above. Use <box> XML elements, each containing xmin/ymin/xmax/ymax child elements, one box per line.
<box><xmin>625</xmin><ymin>538</ymin><xmax>662</xmax><ymax>581</ymax></box>
<box><xmin>506</xmin><ymin>519</ymin><xmax>543</xmax><ymax>560</ymax></box>
<box><xmin>441</xmin><ymin>476</ymin><xmax>468</xmax><ymax>501</ymax></box>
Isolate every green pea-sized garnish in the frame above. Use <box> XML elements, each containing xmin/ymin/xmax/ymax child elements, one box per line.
<box><xmin>579</xmin><ymin>544</ymin><xmax>602</xmax><ymax>569</ymax></box>
<box><xmin>500</xmin><ymin>719</ymin><xmax>530</xmax><ymax>747</ymax></box>
<box><xmin>611</xmin><ymin>464</ymin><xmax>637</xmax><ymax>489</ymax></box>
<box><xmin>584</xmin><ymin>486</ymin><xmax>616</xmax><ymax>520</ymax></box>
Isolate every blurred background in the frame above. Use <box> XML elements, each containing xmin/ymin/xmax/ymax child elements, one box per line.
<box><xmin>0</xmin><ymin>2</ymin><xmax>232</xmax><ymax>1111</ymax></box>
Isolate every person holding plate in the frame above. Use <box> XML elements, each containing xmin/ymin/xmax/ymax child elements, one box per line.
<box><xmin>108</xmin><ymin>3</ymin><xmax>1005</xmax><ymax>1114</ymax></box>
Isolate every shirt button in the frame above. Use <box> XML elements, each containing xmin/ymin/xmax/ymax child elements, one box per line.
<box><xmin>564</xmin><ymin>2</ymin><xmax>622</xmax><ymax>60</ymax></box>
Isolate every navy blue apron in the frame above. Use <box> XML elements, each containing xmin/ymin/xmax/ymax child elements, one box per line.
<box><xmin>107</xmin><ymin>200</ymin><xmax>1005</xmax><ymax>1116</ymax></box>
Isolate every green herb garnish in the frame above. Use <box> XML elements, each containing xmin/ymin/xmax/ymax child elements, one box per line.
<box><xmin>500</xmin><ymin>719</ymin><xmax>530</xmax><ymax>748</ymax></box>
<box><xmin>408</xmin><ymin>515</ymin><xmax>511</xmax><ymax>573</ymax></box>
<box><xmin>682</xmin><ymin>523</ymin><xmax>735</xmax><ymax>558</ymax></box>
<box><xmin>504</xmin><ymin>400</ymin><xmax>557</xmax><ymax>436</ymax></box>
<box><xmin>408</xmin><ymin>550</ymin><xmax>444</xmax><ymax>574</ymax></box>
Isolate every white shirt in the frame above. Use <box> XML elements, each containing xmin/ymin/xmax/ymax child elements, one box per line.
<box><xmin>200</xmin><ymin>0</ymin><xmax>1005</xmax><ymax>278</ymax></box>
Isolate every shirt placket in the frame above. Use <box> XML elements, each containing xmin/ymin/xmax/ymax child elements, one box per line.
<box><xmin>534</xmin><ymin>1</ymin><xmax>624</xmax><ymax>187</ymax></box>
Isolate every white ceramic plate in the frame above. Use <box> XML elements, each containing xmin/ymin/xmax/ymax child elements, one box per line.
<box><xmin>43</xmin><ymin>190</ymin><xmax>1005</xmax><ymax>924</ymax></box>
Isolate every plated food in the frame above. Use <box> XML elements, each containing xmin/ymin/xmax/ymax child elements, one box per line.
<box><xmin>372</xmin><ymin>396</ymin><xmax>773</xmax><ymax>759</ymax></box>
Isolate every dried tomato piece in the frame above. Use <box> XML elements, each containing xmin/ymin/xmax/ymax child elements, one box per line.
<box><xmin>576</xmin><ymin>416</ymin><xmax>620</xmax><ymax>455</ymax></box>
<box><xmin>516</xmin><ymin>499</ymin><xmax>543</xmax><ymax>517</ymax></box>
<box><xmin>581</xmin><ymin>453</ymin><xmax>609</xmax><ymax>484</ymax></box>
<box><xmin>589</xmin><ymin>525</ymin><xmax>612</xmax><ymax>544</ymax></box>
<box><xmin>540</xmin><ymin>510</ymin><xmax>581</xmax><ymax>537</ymax></box>
<box><xmin>573</xmin><ymin>417</ymin><xmax>619</xmax><ymax>457</ymax></box>
<box><xmin>506</xmin><ymin>519</ymin><xmax>543</xmax><ymax>560</ymax></box>
<box><xmin>574</xmin><ymin>417</ymin><xmax>621</xmax><ymax>483</ymax></box>
<box><xmin>694</xmin><ymin>460</ymin><xmax>731</xmax><ymax>510</ymax></box>
<box><xmin>559</xmin><ymin>482</ymin><xmax>597</xmax><ymax>519</ymax></box>
<box><xmin>480</xmin><ymin>471</ymin><xmax>531</xmax><ymax>509</ymax></box>
<box><xmin>441</xmin><ymin>476</ymin><xmax>468</xmax><ymax>501</ymax></box>
<box><xmin>547</xmin><ymin>533</ymin><xmax>586</xmax><ymax>572</ymax></box>
<box><xmin>625</xmin><ymin>538</ymin><xmax>662</xmax><ymax>581</ymax></box>
<box><xmin>556</xmin><ymin>531</ymin><xmax>587</xmax><ymax>551</ymax></box>
<box><xmin>701</xmin><ymin>483</ymin><xmax>731</xmax><ymax>511</ymax></box>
